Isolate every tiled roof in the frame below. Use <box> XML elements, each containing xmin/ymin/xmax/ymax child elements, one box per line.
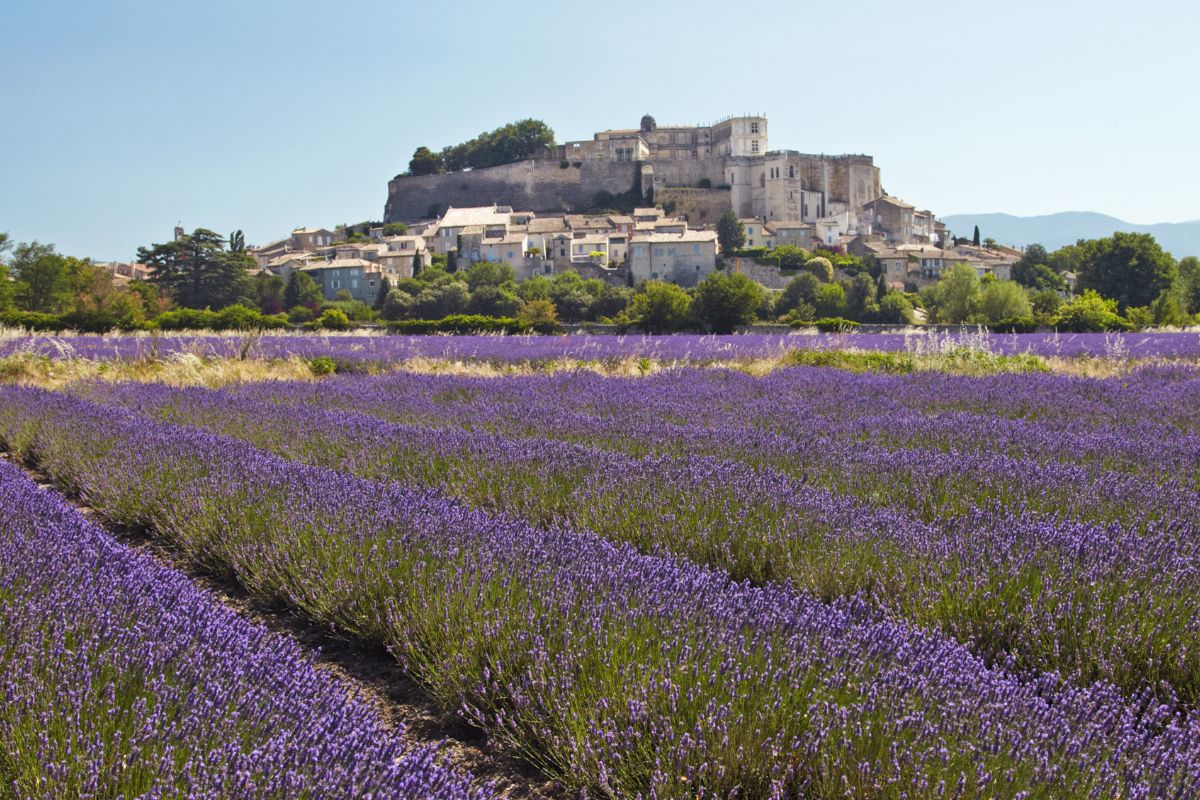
<box><xmin>438</xmin><ymin>205</ymin><xmax>518</xmax><ymax>228</ymax></box>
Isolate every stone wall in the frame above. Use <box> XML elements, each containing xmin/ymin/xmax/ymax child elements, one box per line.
<box><xmin>384</xmin><ymin>159</ymin><xmax>643</xmax><ymax>222</ymax></box>
<box><xmin>656</xmin><ymin>187</ymin><xmax>733</xmax><ymax>227</ymax></box>
<box><xmin>724</xmin><ymin>258</ymin><xmax>792</xmax><ymax>290</ymax></box>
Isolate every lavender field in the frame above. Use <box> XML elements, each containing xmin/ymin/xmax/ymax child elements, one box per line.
<box><xmin>2</xmin><ymin>334</ymin><xmax>1200</xmax><ymax>798</ymax></box>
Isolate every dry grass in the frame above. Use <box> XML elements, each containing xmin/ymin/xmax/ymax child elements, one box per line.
<box><xmin>1</xmin><ymin>348</ymin><xmax>1195</xmax><ymax>389</ymax></box>
<box><xmin>0</xmin><ymin>352</ymin><xmax>318</xmax><ymax>389</ymax></box>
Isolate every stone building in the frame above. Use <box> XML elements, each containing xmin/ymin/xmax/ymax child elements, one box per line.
<box><xmin>384</xmin><ymin>113</ymin><xmax>901</xmax><ymax>239</ymax></box>
<box><xmin>627</xmin><ymin>230</ymin><xmax>719</xmax><ymax>286</ymax></box>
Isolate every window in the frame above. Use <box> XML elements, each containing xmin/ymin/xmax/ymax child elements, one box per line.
<box><xmin>331</xmin><ymin>280</ymin><xmax>340</xmax><ymax>289</ymax></box>
<box><xmin>788</xmin><ymin>165</ymin><xmax>794</xmax><ymax>178</ymax></box>
<box><xmin>668</xmin><ymin>247</ymin><xmax>676</xmax><ymax>256</ymax></box>
<box><xmin>369</xmin><ymin>279</ymin><xmax>377</xmax><ymax>287</ymax></box>
<box><xmin>746</xmin><ymin>227</ymin><xmax>753</xmax><ymax>235</ymax></box>
<box><xmin>693</xmin><ymin>244</ymin><xmax>700</xmax><ymax>255</ymax></box>
<box><xmin>651</xmin><ymin>272</ymin><xmax>658</xmax><ymax>279</ymax></box>
<box><xmin>654</xmin><ymin>247</ymin><xmax>663</xmax><ymax>257</ymax></box>
<box><xmin>750</xmin><ymin>122</ymin><xmax>759</xmax><ymax>134</ymax></box>
<box><xmin>751</xmin><ymin>140</ymin><xmax>759</xmax><ymax>153</ymax></box>
<box><xmin>351</xmin><ymin>279</ymin><xmax>359</xmax><ymax>289</ymax></box>
<box><xmin>508</xmin><ymin>251</ymin><xmax>514</xmax><ymax>260</ymax></box>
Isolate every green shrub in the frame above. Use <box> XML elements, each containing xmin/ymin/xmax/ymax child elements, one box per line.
<box><xmin>386</xmin><ymin>314</ymin><xmax>537</xmax><ymax>335</ymax></box>
<box><xmin>812</xmin><ymin>317</ymin><xmax>860</xmax><ymax>333</ymax></box>
<box><xmin>154</xmin><ymin>308</ymin><xmax>219</xmax><ymax>330</ymax></box>
<box><xmin>316</xmin><ymin>309</ymin><xmax>351</xmax><ymax>331</ymax></box>
<box><xmin>0</xmin><ymin>311</ymin><xmax>67</xmax><ymax>331</ymax></box>
<box><xmin>988</xmin><ymin>317</ymin><xmax>1037</xmax><ymax>333</ymax></box>
<box><xmin>308</xmin><ymin>356</ymin><xmax>337</xmax><ymax>376</ymax></box>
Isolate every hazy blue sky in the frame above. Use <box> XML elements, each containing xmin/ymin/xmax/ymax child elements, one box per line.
<box><xmin>2</xmin><ymin>0</ymin><xmax>1195</xmax><ymax>260</ymax></box>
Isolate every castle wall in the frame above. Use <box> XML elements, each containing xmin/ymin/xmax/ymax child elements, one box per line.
<box><xmin>656</xmin><ymin>187</ymin><xmax>733</xmax><ymax>226</ymax></box>
<box><xmin>384</xmin><ymin>159</ymin><xmax>642</xmax><ymax>222</ymax></box>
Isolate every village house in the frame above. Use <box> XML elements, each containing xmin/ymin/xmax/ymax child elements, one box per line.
<box><xmin>628</xmin><ymin>229</ymin><xmax>718</xmax><ymax>286</ymax></box>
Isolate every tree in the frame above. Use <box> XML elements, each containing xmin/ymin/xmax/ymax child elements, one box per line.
<box><xmin>877</xmin><ymin>291</ymin><xmax>916</xmax><ymax>325</ymax></box>
<box><xmin>589</xmin><ymin>285</ymin><xmax>632</xmax><ymax>320</ymax></box>
<box><xmin>468</xmin><ymin>284</ymin><xmax>522</xmax><ymax>317</ymax></box>
<box><xmin>1030</xmin><ymin>289</ymin><xmax>1064</xmax><ymax>326</ymax></box>
<box><xmin>439</xmin><ymin>119</ymin><xmax>555</xmax><ymax>172</ymax></box>
<box><xmin>803</xmin><ymin>256</ymin><xmax>834</xmax><ymax>282</ymax></box>
<box><xmin>284</xmin><ymin>270</ymin><xmax>324</xmax><ymax>312</ymax></box>
<box><xmin>1177</xmin><ymin>255</ymin><xmax>1200</xmax><ymax>313</ymax></box>
<box><xmin>413</xmin><ymin>281</ymin><xmax>470</xmax><ymax>318</ymax></box>
<box><xmin>972</xmin><ymin>225</ymin><xmax>981</xmax><ymax>247</ymax></box>
<box><xmin>382</xmin><ymin>222</ymin><xmax>408</xmax><ymax>236</ymax></box>
<box><xmin>629</xmin><ymin>280</ymin><xmax>692</xmax><ymax>333</ymax></box>
<box><xmin>813</xmin><ymin>282</ymin><xmax>847</xmax><ymax>318</ymax></box>
<box><xmin>920</xmin><ymin>263</ymin><xmax>982</xmax><ymax>323</ymax></box>
<box><xmin>137</xmin><ymin>228</ymin><xmax>251</xmax><ymax>309</ymax></box>
<box><xmin>716</xmin><ymin>211</ymin><xmax>746</xmax><ymax>254</ymax></box>
<box><xmin>1075</xmin><ymin>232</ymin><xmax>1178</xmax><ymax>311</ymax></box>
<box><xmin>779</xmin><ymin>272</ymin><xmax>821</xmax><ymax>315</ymax></box>
<box><xmin>1055</xmin><ymin>289</ymin><xmax>1129</xmax><ymax>332</ymax></box>
<box><xmin>691</xmin><ymin>272</ymin><xmax>762</xmax><ymax>334</ymax></box>
<box><xmin>843</xmin><ymin>273</ymin><xmax>878</xmax><ymax>321</ymax></box>
<box><xmin>1152</xmin><ymin>289</ymin><xmax>1188</xmax><ymax>326</ymax></box>
<box><xmin>228</xmin><ymin>230</ymin><xmax>246</xmax><ymax>253</ymax></box>
<box><xmin>464</xmin><ymin>260</ymin><xmax>516</xmax><ymax>291</ymax></box>
<box><xmin>373</xmin><ymin>277</ymin><xmax>392</xmax><ymax>312</ymax></box>
<box><xmin>0</xmin><ymin>263</ymin><xmax>11</xmax><ymax>312</ymax></box>
<box><xmin>979</xmin><ymin>280</ymin><xmax>1032</xmax><ymax>323</ymax></box>
<box><xmin>9</xmin><ymin>241</ymin><xmax>72</xmax><ymax>312</ymax></box>
<box><xmin>517</xmin><ymin>298</ymin><xmax>559</xmax><ymax>329</ymax></box>
<box><xmin>408</xmin><ymin>147</ymin><xmax>443</xmax><ymax>176</ymax></box>
<box><xmin>252</xmin><ymin>272</ymin><xmax>285</xmax><ymax>315</ymax></box>
<box><xmin>381</xmin><ymin>290</ymin><xmax>414</xmax><ymax>321</ymax></box>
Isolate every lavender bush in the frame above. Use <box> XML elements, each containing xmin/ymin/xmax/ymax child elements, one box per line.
<box><xmin>74</xmin><ymin>367</ymin><xmax>1200</xmax><ymax>706</ymax></box>
<box><xmin>2</xmin><ymin>388</ymin><xmax>1198</xmax><ymax>798</ymax></box>
<box><xmin>0</xmin><ymin>458</ymin><xmax>490</xmax><ymax>799</ymax></box>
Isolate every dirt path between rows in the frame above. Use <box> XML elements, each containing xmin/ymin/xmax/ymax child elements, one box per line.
<box><xmin>6</xmin><ymin>454</ymin><xmax>565</xmax><ymax>800</ymax></box>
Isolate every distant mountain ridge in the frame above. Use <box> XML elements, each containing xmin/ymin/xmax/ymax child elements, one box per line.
<box><xmin>940</xmin><ymin>212</ymin><xmax>1200</xmax><ymax>259</ymax></box>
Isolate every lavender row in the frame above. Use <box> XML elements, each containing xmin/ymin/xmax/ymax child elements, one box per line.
<box><xmin>0</xmin><ymin>459</ymin><xmax>490</xmax><ymax>799</ymax></box>
<box><xmin>77</xmin><ymin>374</ymin><xmax>1200</xmax><ymax>704</ymax></box>
<box><xmin>3</xmin><ymin>387</ymin><xmax>1199</xmax><ymax>798</ymax></box>
<box><xmin>230</xmin><ymin>366</ymin><xmax>1200</xmax><ymax>480</ymax></box>
<box><xmin>5</xmin><ymin>330</ymin><xmax>1200</xmax><ymax>363</ymax></box>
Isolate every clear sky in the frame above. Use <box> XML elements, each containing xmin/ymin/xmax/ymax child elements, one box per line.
<box><xmin>2</xmin><ymin>0</ymin><xmax>1195</xmax><ymax>261</ymax></box>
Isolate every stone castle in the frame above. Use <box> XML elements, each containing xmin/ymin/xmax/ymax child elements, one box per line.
<box><xmin>384</xmin><ymin>114</ymin><xmax>913</xmax><ymax>243</ymax></box>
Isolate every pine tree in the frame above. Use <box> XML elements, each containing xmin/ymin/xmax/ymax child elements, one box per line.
<box><xmin>137</xmin><ymin>228</ymin><xmax>251</xmax><ymax>309</ymax></box>
<box><xmin>972</xmin><ymin>225</ymin><xmax>981</xmax><ymax>247</ymax></box>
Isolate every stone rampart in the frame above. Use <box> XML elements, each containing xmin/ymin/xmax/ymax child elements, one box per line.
<box><xmin>384</xmin><ymin>160</ymin><xmax>642</xmax><ymax>222</ymax></box>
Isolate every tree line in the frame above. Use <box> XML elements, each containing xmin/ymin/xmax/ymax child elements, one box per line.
<box><xmin>406</xmin><ymin>119</ymin><xmax>556</xmax><ymax>176</ymax></box>
<box><xmin>3</xmin><ymin>221</ymin><xmax>1198</xmax><ymax>335</ymax></box>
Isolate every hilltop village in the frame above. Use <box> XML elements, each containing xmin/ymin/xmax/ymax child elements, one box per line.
<box><xmin>243</xmin><ymin>113</ymin><xmax>1019</xmax><ymax>307</ymax></box>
